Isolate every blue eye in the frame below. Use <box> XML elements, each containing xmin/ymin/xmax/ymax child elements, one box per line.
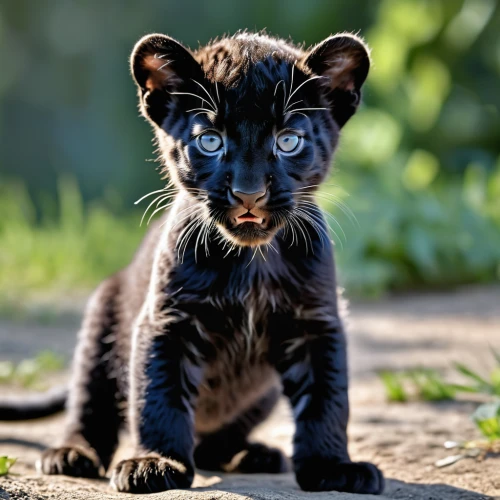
<box><xmin>277</xmin><ymin>133</ymin><xmax>301</xmax><ymax>153</ymax></box>
<box><xmin>198</xmin><ymin>132</ymin><xmax>223</xmax><ymax>153</ymax></box>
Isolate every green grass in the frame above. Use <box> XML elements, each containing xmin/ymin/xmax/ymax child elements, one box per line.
<box><xmin>0</xmin><ymin>350</ymin><xmax>65</xmax><ymax>389</ymax></box>
<box><xmin>407</xmin><ymin>368</ymin><xmax>457</xmax><ymax>401</ymax></box>
<box><xmin>0</xmin><ymin>177</ymin><xmax>146</xmax><ymax>313</ymax></box>
<box><xmin>379</xmin><ymin>351</ymin><xmax>500</xmax><ymax>441</ymax></box>
<box><xmin>378</xmin><ymin>371</ymin><xmax>408</xmax><ymax>402</ymax></box>
<box><xmin>453</xmin><ymin>356</ymin><xmax>500</xmax><ymax>397</ymax></box>
<box><xmin>379</xmin><ymin>357</ymin><xmax>500</xmax><ymax>404</ymax></box>
<box><xmin>378</xmin><ymin>367</ymin><xmax>457</xmax><ymax>403</ymax></box>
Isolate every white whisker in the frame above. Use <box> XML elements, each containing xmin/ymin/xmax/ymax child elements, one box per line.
<box><xmin>284</xmin><ymin>99</ymin><xmax>303</xmax><ymax>112</ymax></box>
<box><xmin>258</xmin><ymin>246</ymin><xmax>267</xmax><ymax>262</ymax></box>
<box><xmin>287</xmin><ymin>112</ymin><xmax>308</xmax><ymax>120</ymax></box>
<box><xmin>134</xmin><ymin>188</ymin><xmax>171</xmax><ymax>205</ymax></box>
<box><xmin>285</xmin><ymin>65</ymin><xmax>295</xmax><ymax>111</ymax></box>
<box><xmin>146</xmin><ymin>200</ymin><xmax>175</xmax><ymax>225</ymax></box>
<box><xmin>190</xmin><ymin>79</ymin><xmax>218</xmax><ymax>113</ymax></box>
<box><xmin>157</xmin><ymin>60</ymin><xmax>173</xmax><ymax>72</ymax></box>
<box><xmin>296</xmin><ymin>201</ymin><xmax>346</xmax><ymax>246</ymax></box>
<box><xmin>246</xmin><ymin>246</ymin><xmax>260</xmax><ymax>268</ymax></box>
<box><xmin>185</xmin><ymin>108</ymin><xmax>216</xmax><ymax>115</ymax></box>
<box><xmin>274</xmin><ymin>79</ymin><xmax>284</xmax><ymax>96</ymax></box>
<box><xmin>177</xmin><ymin>214</ymin><xmax>204</xmax><ymax>263</ymax></box>
<box><xmin>267</xmin><ymin>241</ymin><xmax>279</xmax><ymax>254</ymax></box>
<box><xmin>284</xmin><ymin>75</ymin><xmax>325</xmax><ymax>111</ymax></box>
<box><xmin>215</xmin><ymin>82</ymin><xmax>220</xmax><ymax>103</ymax></box>
<box><xmin>139</xmin><ymin>194</ymin><xmax>170</xmax><ymax>226</ymax></box>
<box><xmin>289</xmin><ymin>107</ymin><xmax>327</xmax><ymax>113</ymax></box>
<box><xmin>169</xmin><ymin>91</ymin><xmax>216</xmax><ymax>112</ymax></box>
<box><xmin>294</xmin><ymin>207</ymin><xmax>331</xmax><ymax>248</ymax></box>
<box><xmin>298</xmin><ymin>192</ymin><xmax>357</xmax><ymax>226</ymax></box>
<box><xmin>291</xmin><ymin>212</ymin><xmax>313</xmax><ymax>254</ymax></box>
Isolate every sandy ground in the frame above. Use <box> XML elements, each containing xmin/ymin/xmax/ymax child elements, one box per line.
<box><xmin>1</xmin><ymin>285</ymin><xmax>499</xmax><ymax>499</ymax></box>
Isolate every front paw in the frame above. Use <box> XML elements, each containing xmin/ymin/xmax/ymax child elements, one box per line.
<box><xmin>110</xmin><ymin>456</ymin><xmax>193</xmax><ymax>494</ymax></box>
<box><xmin>37</xmin><ymin>446</ymin><xmax>103</xmax><ymax>478</ymax></box>
<box><xmin>237</xmin><ymin>443</ymin><xmax>290</xmax><ymax>473</ymax></box>
<box><xmin>296</xmin><ymin>459</ymin><xmax>384</xmax><ymax>494</ymax></box>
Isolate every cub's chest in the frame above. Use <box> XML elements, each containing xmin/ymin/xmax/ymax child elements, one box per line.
<box><xmin>192</xmin><ymin>296</ymin><xmax>271</xmax><ymax>361</ymax></box>
<box><xmin>193</xmin><ymin>299</ymin><xmax>279</xmax><ymax>433</ymax></box>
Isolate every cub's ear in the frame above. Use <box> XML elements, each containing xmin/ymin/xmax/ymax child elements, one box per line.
<box><xmin>303</xmin><ymin>34</ymin><xmax>370</xmax><ymax>128</ymax></box>
<box><xmin>130</xmin><ymin>34</ymin><xmax>201</xmax><ymax>126</ymax></box>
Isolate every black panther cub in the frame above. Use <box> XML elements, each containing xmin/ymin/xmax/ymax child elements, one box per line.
<box><xmin>0</xmin><ymin>31</ymin><xmax>384</xmax><ymax>494</ymax></box>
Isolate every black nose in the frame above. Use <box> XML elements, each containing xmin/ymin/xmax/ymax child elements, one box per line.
<box><xmin>229</xmin><ymin>189</ymin><xmax>267</xmax><ymax>210</ymax></box>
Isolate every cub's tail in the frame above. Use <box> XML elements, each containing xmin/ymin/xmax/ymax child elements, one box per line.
<box><xmin>0</xmin><ymin>385</ymin><xmax>67</xmax><ymax>420</ymax></box>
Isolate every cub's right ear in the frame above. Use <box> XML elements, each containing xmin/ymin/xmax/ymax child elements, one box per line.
<box><xmin>130</xmin><ymin>34</ymin><xmax>200</xmax><ymax>126</ymax></box>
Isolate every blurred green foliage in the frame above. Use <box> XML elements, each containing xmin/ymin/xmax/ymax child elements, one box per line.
<box><xmin>472</xmin><ymin>402</ymin><xmax>500</xmax><ymax>440</ymax></box>
<box><xmin>0</xmin><ymin>456</ymin><xmax>16</xmax><ymax>476</ymax></box>
<box><xmin>379</xmin><ymin>349</ymin><xmax>500</xmax><ymax>404</ymax></box>
<box><xmin>0</xmin><ymin>349</ymin><xmax>65</xmax><ymax>389</ymax></box>
<box><xmin>0</xmin><ymin>0</ymin><xmax>499</xmax><ymax>302</ymax></box>
<box><xmin>328</xmin><ymin>0</ymin><xmax>500</xmax><ymax>295</ymax></box>
<box><xmin>379</xmin><ymin>367</ymin><xmax>457</xmax><ymax>402</ymax></box>
<box><xmin>379</xmin><ymin>351</ymin><xmax>500</xmax><ymax>442</ymax></box>
<box><xmin>0</xmin><ymin>178</ymin><xmax>145</xmax><ymax>306</ymax></box>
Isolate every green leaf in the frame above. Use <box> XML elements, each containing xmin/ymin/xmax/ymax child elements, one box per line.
<box><xmin>490</xmin><ymin>368</ymin><xmax>500</xmax><ymax>395</ymax></box>
<box><xmin>448</xmin><ymin>383</ymin><xmax>483</xmax><ymax>394</ymax></box>
<box><xmin>378</xmin><ymin>371</ymin><xmax>408</xmax><ymax>402</ymax></box>
<box><xmin>408</xmin><ymin>368</ymin><xmax>455</xmax><ymax>401</ymax></box>
<box><xmin>454</xmin><ymin>363</ymin><xmax>493</xmax><ymax>391</ymax></box>
<box><xmin>471</xmin><ymin>402</ymin><xmax>500</xmax><ymax>440</ymax></box>
<box><xmin>0</xmin><ymin>456</ymin><xmax>17</xmax><ymax>476</ymax></box>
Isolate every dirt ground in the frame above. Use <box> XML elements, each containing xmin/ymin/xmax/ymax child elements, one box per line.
<box><xmin>1</xmin><ymin>286</ymin><xmax>499</xmax><ymax>499</ymax></box>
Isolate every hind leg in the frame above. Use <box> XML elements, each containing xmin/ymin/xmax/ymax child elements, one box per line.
<box><xmin>39</xmin><ymin>279</ymin><xmax>124</xmax><ymax>478</ymax></box>
<box><xmin>194</xmin><ymin>386</ymin><xmax>289</xmax><ymax>473</ymax></box>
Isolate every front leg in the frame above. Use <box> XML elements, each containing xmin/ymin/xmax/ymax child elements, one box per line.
<box><xmin>111</xmin><ymin>314</ymin><xmax>203</xmax><ymax>494</ymax></box>
<box><xmin>273</xmin><ymin>308</ymin><xmax>384</xmax><ymax>495</ymax></box>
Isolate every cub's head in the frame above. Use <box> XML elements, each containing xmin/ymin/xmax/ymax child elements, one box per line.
<box><xmin>131</xmin><ymin>32</ymin><xmax>369</xmax><ymax>247</ymax></box>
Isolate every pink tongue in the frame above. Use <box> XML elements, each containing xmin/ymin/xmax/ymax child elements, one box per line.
<box><xmin>237</xmin><ymin>214</ymin><xmax>262</xmax><ymax>224</ymax></box>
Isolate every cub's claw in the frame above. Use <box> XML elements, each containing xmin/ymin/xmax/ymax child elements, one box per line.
<box><xmin>38</xmin><ymin>446</ymin><xmax>103</xmax><ymax>478</ymax></box>
<box><xmin>110</xmin><ymin>456</ymin><xmax>193</xmax><ymax>494</ymax></box>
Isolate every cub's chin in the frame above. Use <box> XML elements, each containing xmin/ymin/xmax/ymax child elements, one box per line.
<box><xmin>217</xmin><ymin>221</ymin><xmax>277</xmax><ymax>247</ymax></box>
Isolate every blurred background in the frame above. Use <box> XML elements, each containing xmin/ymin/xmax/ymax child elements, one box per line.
<box><xmin>1</xmin><ymin>0</ymin><xmax>499</xmax><ymax>314</ymax></box>
<box><xmin>1</xmin><ymin>5</ymin><xmax>500</xmax><ymax>495</ymax></box>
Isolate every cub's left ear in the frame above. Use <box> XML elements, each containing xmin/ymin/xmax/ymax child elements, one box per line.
<box><xmin>303</xmin><ymin>34</ymin><xmax>370</xmax><ymax>128</ymax></box>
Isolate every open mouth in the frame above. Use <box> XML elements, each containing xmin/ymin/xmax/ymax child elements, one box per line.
<box><xmin>235</xmin><ymin>212</ymin><xmax>264</xmax><ymax>225</ymax></box>
<box><xmin>216</xmin><ymin>208</ymin><xmax>280</xmax><ymax>246</ymax></box>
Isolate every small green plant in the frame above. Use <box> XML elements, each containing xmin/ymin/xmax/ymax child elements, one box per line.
<box><xmin>378</xmin><ymin>367</ymin><xmax>456</xmax><ymax>402</ymax></box>
<box><xmin>378</xmin><ymin>370</ymin><xmax>408</xmax><ymax>402</ymax></box>
<box><xmin>380</xmin><ymin>349</ymin><xmax>500</xmax><ymax>403</ymax></box>
<box><xmin>380</xmin><ymin>352</ymin><xmax>500</xmax><ymax>467</ymax></box>
<box><xmin>0</xmin><ymin>456</ymin><xmax>16</xmax><ymax>476</ymax></box>
<box><xmin>0</xmin><ymin>350</ymin><xmax>65</xmax><ymax>389</ymax></box>
<box><xmin>452</xmin><ymin>355</ymin><xmax>500</xmax><ymax>397</ymax></box>
<box><xmin>471</xmin><ymin>402</ymin><xmax>500</xmax><ymax>441</ymax></box>
<box><xmin>408</xmin><ymin>368</ymin><xmax>457</xmax><ymax>401</ymax></box>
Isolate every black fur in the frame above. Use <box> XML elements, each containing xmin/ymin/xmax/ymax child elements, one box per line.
<box><xmin>1</xmin><ymin>31</ymin><xmax>383</xmax><ymax>495</ymax></box>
